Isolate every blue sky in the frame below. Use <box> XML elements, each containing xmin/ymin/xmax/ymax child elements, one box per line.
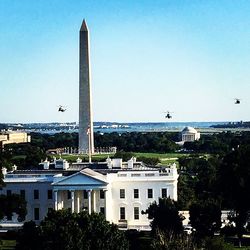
<box><xmin>0</xmin><ymin>0</ymin><xmax>249</xmax><ymax>123</ymax></box>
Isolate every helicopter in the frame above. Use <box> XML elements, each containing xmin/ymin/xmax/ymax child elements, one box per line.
<box><xmin>58</xmin><ymin>105</ymin><xmax>66</xmax><ymax>112</ymax></box>
<box><xmin>234</xmin><ymin>98</ymin><xmax>241</xmax><ymax>104</ymax></box>
<box><xmin>164</xmin><ymin>111</ymin><xmax>172</xmax><ymax>119</ymax></box>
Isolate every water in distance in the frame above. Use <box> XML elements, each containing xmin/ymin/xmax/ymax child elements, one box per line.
<box><xmin>19</xmin><ymin>121</ymin><xmax>228</xmax><ymax>134</ymax></box>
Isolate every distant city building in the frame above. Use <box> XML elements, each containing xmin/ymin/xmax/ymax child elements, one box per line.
<box><xmin>0</xmin><ymin>131</ymin><xmax>31</xmax><ymax>148</ymax></box>
<box><xmin>181</xmin><ymin>126</ymin><xmax>200</xmax><ymax>142</ymax></box>
<box><xmin>0</xmin><ymin>157</ymin><xmax>178</xmax><ymax>231</ymax></box>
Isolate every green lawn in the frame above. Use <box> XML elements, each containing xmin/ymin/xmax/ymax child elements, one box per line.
<box><xmin>0</xmin><ymin>240</ymin><xmax>16</xmax><ymax>250</ymax></box>
<box><xmin>52</xmin><ymin>153</ymin><xmax>115</xmax><ymax>163</ymax></box>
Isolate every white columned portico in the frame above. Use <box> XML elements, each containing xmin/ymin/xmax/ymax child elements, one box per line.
<box><xmin>88</xmin><ymin>189</ymin><xmax>92</xmax><ymax>214</ymax></box>
<box><xmin>71</xmin><ymin>190</ymin><xmax>75</xmax><ymax>213</ymax></box>
<box><xmin>54</xmin><ymin>190</ymin><xmax>58</xmax><ymax>211</ymax></box>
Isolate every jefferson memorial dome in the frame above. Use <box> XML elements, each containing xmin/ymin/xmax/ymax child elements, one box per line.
<box><xmin>181</xmin><ymin>126</ymin><xmax>200</xmax><ymax>142</ymax></box>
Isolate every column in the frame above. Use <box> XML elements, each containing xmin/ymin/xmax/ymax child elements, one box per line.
<box><xmin>54</xmin><ymin>190</ymin><xmax>58</xmax><ymax>211</ymax></box>
<box><xmin>104</xmin><ymin>189</ymin><xmax>108</xmax><ymax>219</ymax></box>
<box><xmin>71</xmin><ymin>190</ymin><xmax>75</xmax><ymax>213</ymax></box>
<box><xmin>77</xmin><ymin>191</ymin><xmax>80</xmax><ymax>213</ymax></box>
<box><xmin>88</xmin><ymin>189</ymin><xmax>92</xmax><ymax>214</ymax></box>
<box><xmin>82</xmin><ymin>190</ymin><xmax>85</xmax><ymax>211</ymax></box>
<box><xmin>93</xmin><ymin>190</ymin><xmax>96</xmax><ymax>212</ymax></box>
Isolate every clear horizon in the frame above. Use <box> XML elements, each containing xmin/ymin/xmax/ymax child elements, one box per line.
<box><xmin>0</xmin><ymin>0</ymin><xmax>249</xmax><ymax>123</ymax></box>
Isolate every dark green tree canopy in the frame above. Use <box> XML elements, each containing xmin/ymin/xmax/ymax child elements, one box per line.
<box><xmin>143</xmin><ymin>198</ymin><xmax>184</xmax><ymax>234</ymax></box>
<box><xmin>16</xmin><ymin>209</ymin><xmax>128</xmax><ymax>250</ymax></box>
<box><xmin>218</xmin><ymin>145</ymin><xmax>250</xmax><ymax>211</ymax></box>
<box><xmin>218</xmin><ymin>145</ymin><xmax>250</xmax><ymax>244</ymax></box>
<box><xmin>189</xmin><ymin>199</ymin><xmax>221</xmax><ymax>238</ymax></box>
<box><xmin>0</xmin><ymin>194</ymin><xmax>27</xmax><ymax>222</ymax></box>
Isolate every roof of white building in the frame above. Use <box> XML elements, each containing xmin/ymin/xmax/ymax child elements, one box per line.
<box><xmin>182</xmin><ymin>126</ymin><xmax>198</xmax><ymax>134</ymax></box>
<box><xmin>3</xmin><ymin>158</ymin><xmax>178</xmax><ymax>184</ymax></box>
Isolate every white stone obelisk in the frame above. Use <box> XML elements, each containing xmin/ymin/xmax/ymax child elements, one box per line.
<box><xmin>79</xmin><ymin>19</ymin><xmax>94</xmax><ymax>154</ymax></box>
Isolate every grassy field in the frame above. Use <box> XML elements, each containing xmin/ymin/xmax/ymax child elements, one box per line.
<box><xmin>0</xmin><ymin>240</ymin><xmax>16</xmax><ymax>250</ymax></box>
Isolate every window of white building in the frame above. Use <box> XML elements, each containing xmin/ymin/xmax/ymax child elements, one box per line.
<box><xmin>134</xmin><ymin>207</ymin><xmax>139</xmax><ymax>220</ymax></box>
<box><xmin>20</xmin><ymin>190</ymin><xmax>25</xmax><ymax>199</ymax></box>
<box><xmin>100</xmin><ymin>207</ymin><xmax>105</xmax><ymax>215</ymax></box>
<box><xmin>120</xmin><ymin>189</ymin><xmax>125</xmax><ymax>199</ymax></box>
<box><xmin>161</xmin><ymin>188</ymin><xmax>167</xmax><ymax>198</ymax></box>
<box><xmin>147</xmin><ymin>189</ymin><xmax>153</xmax><ymax>199</ymax></box>
<box><xmin>34</xmin><ymin>208</ymin><xmax>39</xmax><ymax>221</ymax></box>
<box><xmin>48</xmin><ymin>207</ymin><xmax>53</xmax><ymax>214</ymax></box>
<box><xmin>34</xmin><ymin>190</ymin><xmax>39</xmax><ymax>200</ymax></box>
<box><xmin>120</xmin><ymin>207</ymin><xmax>125</xmax><ymax>220</ymax></box>
<box><xmin>100</xmin><ymin>190</ymin><xmax>105</xmax><ymax>199</ymax></box>
<box><xmin>134</xmin><ymin>189</ymin><xmax>139</xmax><ymax>199</ymax></box>
<box><xmin>83</xmin><ymin>190</ymin><xmax>88</xmax><ymax>199</ymax></box>
<box><xmin>67</xmin><ymin>190</ymin><xmax>71</xmax><ymax>199</ymax></box>
<box><xmin>47</xmin><ymin>189</ymin><xmax>53</xmax><ymax>199</ymax></box>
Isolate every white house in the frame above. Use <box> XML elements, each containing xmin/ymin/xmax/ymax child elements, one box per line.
<box><xmin>0</xmin><ymin>157</ymin><xmax>178</xmax><ymax>231</ymax></box>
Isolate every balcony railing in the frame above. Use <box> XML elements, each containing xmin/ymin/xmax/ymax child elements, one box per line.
<box><xmin>118</xmin><ymin>219</ymin><xmax>127</xmax><ymax>228</ymax></box>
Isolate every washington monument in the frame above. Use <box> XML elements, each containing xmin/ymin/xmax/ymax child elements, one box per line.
<box><xmin>79</xmin><ymin>19</ymin><xmax>94</xmax><ymax>154</ymax></box>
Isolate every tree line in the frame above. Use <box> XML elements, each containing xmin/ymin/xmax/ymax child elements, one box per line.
<box><xmin>177</xmin><ymin>145</ymin><xmax>250</xmax><ymax>247</ymax></box>
<box><xmin>1</xmin><ymin>131</ymin><xmax>250</xmax><ymax>248</ymax></box>
<box><xmin>3</xmin><ymin>130</ymin><xmax>250</xmax><ymax>169</ymax></box>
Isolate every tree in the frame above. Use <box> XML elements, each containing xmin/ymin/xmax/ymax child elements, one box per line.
<box><xmin>142</xmin><ymin>198</ymin><xmax>184</xmax><ymax>234</ymax></box>
<box><xmin>0</xmin><ymin>148</ymin><xmax>12</xmax><ymax>171</ymax></box>
<box><xmin>16</xmin><ymin>221</ymin><xmax>41</xmax><ymax>250</ymax></box>
<box><xmin>189</xmin><ymin>199</ymin><xmax>221</xmax><ymax>238</ymax></box>
<box><xmin>177</xmin><ymin>174</ymin><xmax>196</xmax><ymax>210</ymax></box>
<box><xmin>114</xmin><ymin>151</ymin><xmax>135</xmax><ymax>161</ymax></box>
<box><xmin>218</xmin><ymin>145</ymin><xmax>250</xmax><ymax>246</ymax></box>
<box><xmin>16</xmin><ymin>209</ymin><xmax>129</xmax><ymax>250</ymax></box>
<box><xmin>151</xmin><ymin>228</ymin><xmax>197</xmax><ymax>250</ymax></box>
<box><xmin>178</xmin><ymin>156</ymin><xmax>221</xmax><ymax>209</ymax></box>
<box><xmin>0</xmin><ymin>194</ymin><xmax>27</xmax><ymax>222</ymax></box>
<box><xmin>136</xmin><ymin>156</ymin><xmax>160</xmax><ymax>166</ymax></box>
<box><xmin>0</xmin><ymin>168</ymin><xmax>4</xmax><ymax>189</ymax></box>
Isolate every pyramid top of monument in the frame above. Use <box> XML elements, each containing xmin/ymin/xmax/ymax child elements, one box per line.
<box><xmin>80</xmin><ymin>19</ymin><xmax>88</xmax><ymax>32</ymax></box>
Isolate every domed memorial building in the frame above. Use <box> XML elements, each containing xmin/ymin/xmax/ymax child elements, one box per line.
<box><xmin>181</xmin><ymin>126</ymin><xmax>200</xmax><ymax>142</ymax></box>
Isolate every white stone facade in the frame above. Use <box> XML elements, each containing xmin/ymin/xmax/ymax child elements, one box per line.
<box><xmin>0</xmin><ymin>158</ymin><xmax>178</xmax><ymax>231</ymax></box>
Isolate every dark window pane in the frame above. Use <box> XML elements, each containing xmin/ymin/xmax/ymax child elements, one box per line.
<box><xmin>34</xmin><ymin>190</ymin><xmax>39</xmax><ymax>199</ymax></box>
<box><xmin>100</xmin><ymin>207</ymin><xmax>105</xmax><ymax>215</ymax></box>
<box><xmin>162</xmin><ymin>188</ymin><xmax>167</xmax><ymax>198</ymax></box>
<box><xmin>20</xmin><ymin>190</ymin><xmax>25</xmax><ymax>199</ymax></box>
<box><xmin>134</xmin><ymin>189</ymin><xmax>139</xmax><ymax>199</ymax></box>
<box><xmin>34</xmin><ymin>208</ymin><xmax>39</xmax><ymax>220</ymax></box>
<box><xmin>67</xmin><ymin>191</ymin><xmax>71</xmax><ymax>199</ymax></box>
<box><xmin>120</xmin><ymin>189</ymin><xmax>125</xmax><ymax>199</ymax></box>
<box><xmin>120</xmin><ymin>207</ymin><xmax>125</xmax><ymax>220</ymax></box>
<box><xmin>48</xmin><ymin>190</ymin><xmax>53</xmax><ymax>199</ymax></box>
<box><xmin>148</xmin><ymin>189</ymin><xmax>153</xmax><ymax>199</ymax></box>
<box><xmin>100</xmin><ymin>190</ymin><xmax>105</xmax><ymax>199</ymax></box>
<box><xmin>83</xmin><ymin>190</ymin><xmax>88</xmax><ymax>199</ymax></box>
<box><xmin>134</xmin><ymin>207</ymin><xmax>139</xmax><ymax>220</ymax></box>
